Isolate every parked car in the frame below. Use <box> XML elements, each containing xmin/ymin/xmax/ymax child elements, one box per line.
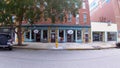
<box><xmin>0</xmin><ymin>34</ymin><xmax>13</xmax><ymax>50</ymax></box>
<box><xmin>116</xmin><ymin>42</ymin><xmax>120</xmax><ymax>48</ymax></box>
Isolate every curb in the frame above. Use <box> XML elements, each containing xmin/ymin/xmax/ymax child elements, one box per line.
<box><xmin>13</xmin><ymin>46</ymin><xmax>116</xmax><ymax>50</ymax></box>
<box><xmin>13</xmin><ymin>47</ymin><xmax>49</xmax><ymax>50</ymax></box>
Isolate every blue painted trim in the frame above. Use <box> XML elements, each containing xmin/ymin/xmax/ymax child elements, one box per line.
<box><xmin>22</xmin><ymin>24</ymin><xmax>91</xmax><ymax>28</ymax></box>
<box><xmin>76</xmin><ymin>40</ymin><xmax>82</xmax><ymax>43</ymax></box>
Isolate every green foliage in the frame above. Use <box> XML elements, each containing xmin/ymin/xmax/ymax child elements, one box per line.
<box><xmin>0</xmin><ymin>0</ymin><xmax>82</xmax><ymax>45</ymax></box>
<box><xmin>0</xmin><ymin>0</ymin><xmax>82</xmax><ymax>25</ymax></box>
<box><xmin>45</xmin><ymin>0</ymin><xmax>82</xmax><ymax>23</ymax></box>
<box><xmin>0</xmin><ymin>0</ymin><xmax>37</xmax><ymax>25</ymax></box>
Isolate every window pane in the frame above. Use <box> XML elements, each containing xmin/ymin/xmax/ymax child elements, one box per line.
<box><xmin>25</xmin><ymin>31</ymin><xmax>30</xmax><ymax>39</ymax></box>
<box><xmin>83</xmin><ymin>13</ymin><xmax>87</xmax><ymax>23</ymax></box>
<box><xmin>76</xmin><ymin>14</ymin><xmax>79</xmax><ymax>24</ymax></box>
<box><xmin>107</xmin><ymin>32</ymin><xmax>116</xmax><ymax>41</ymax></box>
<box><xmin>43</xmin><ymin>30</ymin><xmax>48</xmax><ymax>39</ymax></box>
<box><xmin>68</xmin><ymin>12</ymin><xmax>72</xmax><ymax>22</ymax></box>
<box><xmin>82</xmin><ymin>2</ymin><xmax>86</xmax><ymax>9</ymax></box>
<box><xmin>77</xmin><ymin>30</ymin><xmax>81</xmax><ymax>40</ymax></box>
<box><xmin>32</xmin><ymin>30</ymin><xmax>34</xmax><ymax>39</ymax></box>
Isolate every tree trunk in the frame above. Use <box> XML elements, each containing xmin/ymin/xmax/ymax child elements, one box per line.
<box><xmin>17</xmin><ymin>24</ymin><xmax>22</xmax><ymax>46</ymax></box>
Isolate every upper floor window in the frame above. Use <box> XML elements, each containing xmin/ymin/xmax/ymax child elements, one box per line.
<box><xmin>68</xmin><ymin>12</ymin><xmax>72</xmax><ymax>22</ymax></box>
<box><xmin>83</xmin><ymin>13</ymin><xmax>87</xmax><ymax>23</ymax></box>
<box><xmin>77</xmin><ymin>30</ymin><xmax>82</xmax><ymax>40</ymax></box>
<box><xmin>82</xmin><ymin>1</ymin><xmax>86</xmax><ymax>9</ymax></box>
<box><xmin>76</xmin><ymin>14</ymin><xmax>79</xmax><ymax>24</ymax></box>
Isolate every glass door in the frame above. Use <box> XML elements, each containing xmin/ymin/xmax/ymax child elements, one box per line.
<box><xmin>36</xmin><ymin>32</ymin><xmax>41</xmax><ymax>42</ymax></box>
<box><xmin>51</xmin><ymin>30</ymin><xmax>56</xmax><ymax>42</ymax></box>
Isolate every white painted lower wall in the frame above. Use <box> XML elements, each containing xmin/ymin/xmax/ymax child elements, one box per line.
<box><xmin>91</xmin><ymin>22</ymin><xmax>118</xmax><ymax>42</ymax></box>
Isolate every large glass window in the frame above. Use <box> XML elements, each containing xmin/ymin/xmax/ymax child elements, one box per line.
<box><xmin>107</xmin><ymin>32</ymin><xmax>117</xmax><ymax>41</ymax></box>
<box><xmin>32</xmin><ymin>30</ymin><xmax>35</xmax><ymax>39</ymax></box>
<box><xmin>25</xmin><ymin>31</ymin><xmax>30</xmax><ymax>39</ymax></box>
<box><xmin>93</xmin><ymin>32</ymin><xmax>104</xmax><ymax>41</ymax></box>
<box><xmin>59</xmin><ymin>30</ymin><xmax>64</xmax><ymax>37</ymax></box>
<box><xmin>59</xmin><ymin>30</ymin><xmax>64</xmax><ymax>42</ymax></box>
<box><xmin>77</xmin><ymin>30</ymin><xmax>81</xmax><ymax>40</ymax></box>
<box><xmin>43</xmin><ymin>30</ymin><xmax>48</xmax><ymax>41</ymax></box>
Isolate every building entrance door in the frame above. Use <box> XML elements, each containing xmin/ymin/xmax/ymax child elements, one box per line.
<box><xmin>36</xmin><ymin>33</ymin><xmax>40</xmax><ymax>42</ymax></box>
<box><xmin>51</xmin><ymin>30</ymin><xmax>56</xmax><ymax>42</ymax></box>
<box><xmin>67</xmin><ymin>30</ymin><xmax>74</xmax><ymax>42</ymax></box>
<box><xmin>51</xmin><ymin>33</ymin><xmax>55</xmax><ymax>42</ymax></box>
<box><xmin>85</xmin><ymin>34</ymin><xmax>89</xmax><ymax>42</ymax></box>
<box><xmin>67</xmin><ymin>34</ymin><xmax>73</xmax><ymax>42</ymax></box>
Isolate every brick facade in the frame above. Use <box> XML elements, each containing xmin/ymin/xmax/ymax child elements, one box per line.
<box><xmin>23</xmin><ymin>0</ymin><xmax>90</xmax><ymax>26</ymax></box>
<box><xmin>21</xmin><ymin>0</ymin><xmax>91</xmax><ymax>43</ymax></box>
<box><xmin>90</xmin><ymin>0</ymin><xmax>120</xmax><ymax>32</ymax></box>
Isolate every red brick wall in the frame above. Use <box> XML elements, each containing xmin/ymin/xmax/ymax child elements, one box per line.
<box><xmin>90</xmin><ymin>0</ymin><xmax>115</xmax><ymax>23</ymax></box>
<box><xmin>23</xmin><ymin>0</ymin><xmax>90</xmax><ymax>26</ymax></box>
<box><xmin>112</xmin><ymin>0</ymin><xmax>120</xmax><ymax>30</ymax></box>
<box><xmin>79</xmin><ymin>0</ymin><xmax>90</xmax><ymax>26</ymax></box>
<box><xmin>90</xmin><ymin>0</ymin><xmax>120</xmax><ymax>30</ymax></box>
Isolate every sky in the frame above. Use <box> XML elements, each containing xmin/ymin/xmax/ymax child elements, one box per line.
<box><xmin>88</xmin><ymin>0</ymin><xmax>94</xmax><ymax>10</ymax></box>
<box><xmin>88</xmin><ymin>0</ymin><xmax>94</xmax><ymax>5</ymax></box>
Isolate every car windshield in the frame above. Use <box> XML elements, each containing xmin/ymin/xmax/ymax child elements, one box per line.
<box><xmin>0</xmin><ymin>34</ymin><xmax>11</xmax><ymax>39</ymax></box>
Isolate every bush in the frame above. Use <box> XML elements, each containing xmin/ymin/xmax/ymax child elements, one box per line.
<box><xmin>116</xmin><ymin>43</ymin><xmax>120</xmax><ymax>48</ymax></box>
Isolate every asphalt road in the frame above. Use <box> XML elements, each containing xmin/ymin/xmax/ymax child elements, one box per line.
<box><xmin>0</xmin><ymin>48</ymin><xmax>120</xmax><ymax>68</ymax></box>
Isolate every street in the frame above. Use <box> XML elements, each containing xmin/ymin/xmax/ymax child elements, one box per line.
<box><xmin>0</xmin><ymin>48</ymin><xmax>120</xmax><ymax>68</ymax></box>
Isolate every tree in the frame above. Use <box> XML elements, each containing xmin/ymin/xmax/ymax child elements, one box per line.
<box><xmin>39</xmin><ymin>0</ymin><xmax>82</xmax><ymax>23</ymax></box>
<box><xmin>0</xmin><ymin>0</ymin><xmax>82</xmax><ymax>45</ymax></box>
<box><xmin>0</xmin><ymin>0</ymin><xmax>39</xmax><ymax>45</ymax></box>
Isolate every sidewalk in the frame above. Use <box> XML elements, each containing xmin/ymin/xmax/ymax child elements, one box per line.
<box><xmin>13</xmin><ymin>42</ymin><xmax>117</xmax><ymax>50</ymax></box>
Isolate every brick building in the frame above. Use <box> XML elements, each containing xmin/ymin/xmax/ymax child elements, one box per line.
<box><xmin>90</xmin><ymin>0</ymin><xmax>120</xmax><ymax>38</ymax></box>
<box><xmin>16</xmin><ymin>0</ymin><xmax>91</xmax><ymax>43</ymax></box>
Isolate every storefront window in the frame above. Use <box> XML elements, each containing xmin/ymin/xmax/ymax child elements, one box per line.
<box><xmin>59</xmin><ymin>30</ymin><xmax>64</xmax><ymax>37</ymax></box>
<box><xmin>107</xmin><ymin>32</ymin><xmax>116</xmax><ymax>41</ymax></box>
<box><xmin>25</xmin><ymin>31</ymin><xmax>30</xmax><ymax>39</ymax></box>
<box><xmin>77</xmin><ymin>30</ymin><xmax>81</xmax><ymax>40</ymax></box>
<box><xmin>93</xmin><ymin>32</ymin><xmax>104</xmax><ymax>41</ymax></box>
<box><xmin>59</xmin><ymin>30</ymin><xmax>64</xmax><ymax>42</ymax></box>
<box><xmin>67</xmin><ymin>30</ymin><xmax>75</xmax><ymax>42</ymax></box>
<box><xmin>43</xmin><ymin>30</ymin><xmax>48</xmax><ymax>41</ymax></box>
<box><xmin>32</xmin><ymin>30</ymin><xmax>35</xmax><ymax>39</ymax></box>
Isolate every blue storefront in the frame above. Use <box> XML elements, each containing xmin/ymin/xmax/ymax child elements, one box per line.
<box><xmin>22</xmin><ymin>24</ymin><xmax>91</xmax><ymax>43</ymax></box>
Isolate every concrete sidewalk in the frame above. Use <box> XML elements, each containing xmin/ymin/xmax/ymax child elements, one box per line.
<box><xmin>13</xmin><ymin>42</ymin><xmax>117</xmax><ymax>50</ymax></box>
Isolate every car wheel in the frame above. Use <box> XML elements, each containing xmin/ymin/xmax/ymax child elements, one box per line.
<box><xmin>8</xmin><ymin>46</ymin><xmax>12</xmax><ymax>51</ymax></box>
